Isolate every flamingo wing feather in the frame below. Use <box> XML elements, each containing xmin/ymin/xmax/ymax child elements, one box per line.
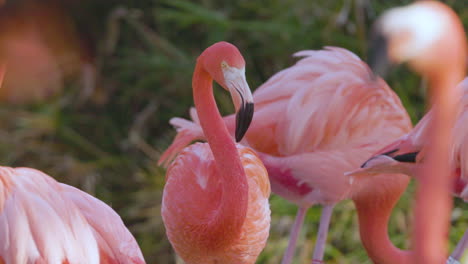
<box><xmin>0</xmin><ymin>167</ymin><xmax>145</xmax><ymax>264</ymax></box>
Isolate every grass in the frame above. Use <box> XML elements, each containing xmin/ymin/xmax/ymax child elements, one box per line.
<box><xmin>0</xmin><ymin>0</ymin><xmax>467</xmax><ymax>263</ymax></box>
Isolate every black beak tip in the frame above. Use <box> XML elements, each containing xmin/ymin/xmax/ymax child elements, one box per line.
<box><xmin>360</xmin><ymin>161</ymin><xmax>368</xmax><ymax>168</ymax></box>
<box><xmin>360</xmin><ymin>157</ymin><xmax>374</xmax><ymax>168</ymax></box>
<box><xmin>393</xmin><ymin>152</ymin><xmax>418</xmax><ymax>163</ymax></box>
<box><xmin>367</xmin><ymin>28</ymin><xmax>391</xmax><ymax>79</ymax></box>
<box><xmin>235</xmin><ymin>102</ymin><xmax>254</xmax><ymax>142</ymax></box>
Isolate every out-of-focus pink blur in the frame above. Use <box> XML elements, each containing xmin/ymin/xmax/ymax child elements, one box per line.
<box><xmin>0</xmin><ymin>1</ymin><xmax>91</xmax><ymax>104</ymax></box>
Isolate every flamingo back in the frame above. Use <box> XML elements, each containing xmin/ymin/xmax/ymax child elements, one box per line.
<box><xmin>161</xmin><ymin>142</ymin><xmax>270</xmax><ymax>264</ymax></box>
<box><xmin>0</xmin><ymin>166</ymin><xmax>145</xmax><ymax>264</ymax></box>
<box><xmin>250</xmin><ymin>47</ymin><xmax>412</xmax><ymax>156</ymax></box>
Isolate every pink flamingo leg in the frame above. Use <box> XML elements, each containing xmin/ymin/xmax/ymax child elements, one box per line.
<box><xmin>281</xmin><ymin>207</ymin><xmax>308</xmax><ymax>264</ymax></box>
<box><xmin>311</xmin><ymin>204</ymin><xmax>334</xmax><ymax>263</ymax></box>
<box><xmin>448</xmin><ymin>228</ymin><xmax>468</xmax><ymax>263</ymax></box>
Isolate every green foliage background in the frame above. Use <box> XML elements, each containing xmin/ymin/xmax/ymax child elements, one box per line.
<box><xmin>0</xmin><ymin>0</ymin><xmax>467</xmax><ymax>263</ymax></box>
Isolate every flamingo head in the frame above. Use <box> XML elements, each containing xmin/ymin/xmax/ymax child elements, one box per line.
<box><xmin>346</xmin><ymin>152</ymin><xmax>418</xmax><ymax>185</ymax></box>
<box><xmin>346</xmin><ymin>155</ymin><xmax>401</xmax><ymax>182</ymax></box>
<box><xmin>368</xmin><ymin>1</ymin><xmax>466</xmax><ymax>78</ymax></box>
<box><xmin>200</xmin><ymin>41</ymin><xmax>254</xmax><ymax>142</ymax></box>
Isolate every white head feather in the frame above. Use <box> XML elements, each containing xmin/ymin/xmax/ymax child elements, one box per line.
<box><xmin>379</xmin><ymin>2</ymin><xmax>450</xmax><ymax>61</ymax></box>
<box><xmin>222</xmin><ymin>64</ymin><xmax>253</xmax><ymax>110</ymax></box>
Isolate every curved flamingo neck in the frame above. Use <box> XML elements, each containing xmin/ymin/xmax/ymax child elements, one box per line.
<box><xmin>192</xmin><ymin>60</ymin><xmax>248</xmax><ymax>248</ymax></box>
<box><xmin>353</xmin><ymin>176</ymin><xmax>412</xmax><ymax>264</ymax></box>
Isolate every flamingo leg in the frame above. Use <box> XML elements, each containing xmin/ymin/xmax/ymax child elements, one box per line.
<box><xmin>311</xmin><ymin>204</ymin><xmax>335</xmax><ymax>263</ymax></box>
<box><xmin>281</xmin><ymin>207</ymin><xmax>308</xmax><ymax>264</ymax></box>
<box><xmin>448</xmin><ymin>228</ymin><xmax>468</xmax><ymax>263</ymax></box>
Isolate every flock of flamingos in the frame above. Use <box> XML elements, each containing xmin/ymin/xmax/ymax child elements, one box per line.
<box><xmin>0</xmin><ymin>1</ymin><xmax>467</xmax><ymax>264</ymax></box>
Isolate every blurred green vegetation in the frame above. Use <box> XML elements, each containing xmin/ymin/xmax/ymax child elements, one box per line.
<box><xmin>0</xmin><ymin>0</ymin><xmax>467</xmax><ymax>263</ymax></box>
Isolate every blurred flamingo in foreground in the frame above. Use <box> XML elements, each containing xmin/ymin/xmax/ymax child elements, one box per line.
<box><xmin>0</xmin><ymin>166</ymin><xmax>145</xmax><ymax>263</ymax></box>
<box><xmin>159</xmin><ymin>47</ymin><xmax>412</xmax><ymax>262</ymax></box>
<box><xmin>160</xmin><ymin>42</ymin><xmax>271</xmax><ymax>264</ymax></box>
<box><xmin>350</xmin><ymin>79</ymin><xmax>468</xmax><ymax>263</ymax></box>
<box><xmin>348</xmin><ymin>1</ymin><xmax>467</xmax><ymax>263</ymax></box>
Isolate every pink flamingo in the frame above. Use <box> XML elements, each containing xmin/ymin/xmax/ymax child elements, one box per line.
<box><xmin>350</xmin><ymin>78</ymin><xmax>468</xmax><ymax>263</ymax></box>
<box><xmin>0</xmin><ymin>66</ymin><xmax>145</xmax><ymax>264</ymax></box>
<box><xmin>160</xmin><ymin>42</ymin><xmax>271</xmax><ymax>264</ymax></box>
<box><xmin>348</xmin><ymin>1</ymin><xmax>467</xmax><ymax>263</ymax></box>
<box><xmin>159</xmin><ymin>48</ymin><xmax>412</xmax><ymax>262</ymax></box>
<box><xmin>0</xmin><ymin>167</ymin><xmax>145</xmax><ymax>264</ymax></box>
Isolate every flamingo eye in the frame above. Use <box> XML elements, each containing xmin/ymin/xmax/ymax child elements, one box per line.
<box><xmin>221</xmin><ymin>61</ymin><xmax>228</xmax><ymax>69</ymax></box>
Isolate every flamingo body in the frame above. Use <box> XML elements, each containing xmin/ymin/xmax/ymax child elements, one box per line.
<box><xmin>0</xmin><ymin>166</ymin><xmax>145</xmax><ymax>264</ymax></box>
<box><xmin>162</xmin><ymin>143</ymin><xmax>270</xmax><ymax>264</ymax></box>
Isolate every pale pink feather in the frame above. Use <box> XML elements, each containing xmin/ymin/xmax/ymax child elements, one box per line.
<box><xmin>0</xmin><ymin>166</ymin><xmax>145</xmax><ymax>264</ymax></box>
<box><xmin>62</xmin><ymin>184</ymin><xmax>145</xmax><ymax>263</ymax></box>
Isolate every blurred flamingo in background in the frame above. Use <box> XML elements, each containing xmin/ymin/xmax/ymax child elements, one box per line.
<box><xmin>160</xmin><ymin>42</ymin><xmax>271</xmax><ymax>264</ymax></box>
<box><xmin>159</xmin><ymin>47</ymin><xmax>412</xmax><ymax>262</ymax></box>
<box><xmin>347</xmin><ymin>1</ymin><xmax>467</xmax><ymax>263</ymax></box>
<box><xmin>0</xmin><ymin>0</ymin><xmax>95</xmax><ymax>104</ymax></box>
<box><xmin>0</xmin><ymin>166</ymin><xmax>146</xmax><ymax>263</ymax></box>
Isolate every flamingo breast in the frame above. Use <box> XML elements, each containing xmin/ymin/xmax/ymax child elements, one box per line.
<box><xmin>162</xmin><ymin>143</ymin><xmax>270</xmax><ymax>264</ymax></box>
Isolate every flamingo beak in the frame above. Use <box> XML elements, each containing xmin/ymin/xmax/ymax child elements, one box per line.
<box><xmin>354</xmin><ymin>151</ymin><xmax>419</xmax><ymax>181</ymax></box>
<box><xmin>367</xmin><ymin>28</ymin><xmax>392</xmax><ymax>79</ymax></box>
<box><xmin>360</xmin><ymin>155</ymin><xmax>389</xmax><ymax>169</ymax></box>
<box><xmin>348</xmin><ymin>154</ymin><xmax>398</xmax><ymax>181</ymax></box>
<box><xmin>392</xmin><ymin>152</ymin><xmax>418</xmax><ymax>163</ymax></box>
<box><xmin>235</xmin><ymin>100</ymin><xmax>254</xmax><ymax>142</ymax></box>
<box><xmin>224</xmin><ymin>67</ymin><xmax>254</xmax><ymax>142</ymax></box>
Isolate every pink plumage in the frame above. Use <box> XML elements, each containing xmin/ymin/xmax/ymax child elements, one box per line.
<box><xmin>351</xmin><ymin>77</ymin><xmax>468</xmax><ymax>200</ymax></box>
<box><xmin>349</xmin><ymin>78</ymin><xmax>468</xmax><ymax>264</ymax></box>
<box><xmin>162</xmin><ymin>143</ymin><xmax>270</xmax><ymax>264</ymax></box>
<box><xmin>0</xmin><ymin>166</ymin><xmax>145</xmax><ymax>264</ymax></box>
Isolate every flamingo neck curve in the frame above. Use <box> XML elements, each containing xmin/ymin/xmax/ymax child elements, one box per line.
<box><xmin>191</xmin><ymin>60</ymin><xmax>248</xmax><ymax>248</ymax></box>
<box><xmin>353</xmin><ymin>175</ymin><xmax>412</xmax><ymax>264</ymax></box>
